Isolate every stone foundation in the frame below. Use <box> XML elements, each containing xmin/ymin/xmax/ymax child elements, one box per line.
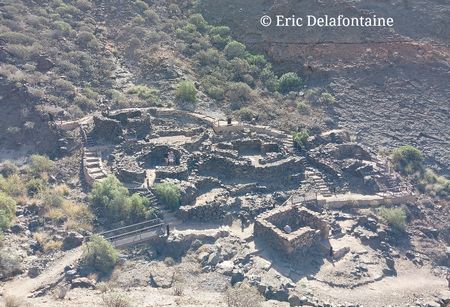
<box><xmin>254</xmin><ymin>205</ymin><xmax>329</xmax><ymax>256</ymax></box>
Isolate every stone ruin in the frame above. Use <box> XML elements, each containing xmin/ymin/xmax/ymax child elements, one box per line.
<box><xmin>254</xmin><ymin>205</ymin><xmax>330</xmax><ymax>257</ymax></box>
<box><xmin>76</xmin><ymin>107</ymin><xmax>411</xmax><ymax>226</ymax></box>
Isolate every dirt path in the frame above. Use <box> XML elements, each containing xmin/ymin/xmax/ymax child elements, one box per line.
<box><xmin>1</xmin><ymin>247</ymin><xmax>83</xmax><ymax>300</ymax></box>
<box><xmin>308</xmin><ymin>260</ymin><xmax>447</xmax><ymax>306</ymax></box>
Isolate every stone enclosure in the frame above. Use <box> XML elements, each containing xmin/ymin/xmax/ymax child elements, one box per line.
<box><xmin>254</xmin><ymin>205</ymin><xmax>330</xmax><ymax>257</ymax></box>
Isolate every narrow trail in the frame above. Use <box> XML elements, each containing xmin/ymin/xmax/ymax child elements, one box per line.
<box><xmin>1</xmin><ymin>247</ymin><xmax>83</xmax><ymax>300</ymax></box>
<box><xmin>308</xmin><ymin>261</ymin><xmax>448</xmax><ymax>306</ymax></box>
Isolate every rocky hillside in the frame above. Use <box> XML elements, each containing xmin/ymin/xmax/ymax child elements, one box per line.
<box><xmin>0</xmin><ymin>0</ymin><xmax>449</xmax><ymax>176</ymax></box>
<box><xmin>197</xmin><ymin>0</ymin><xmax>450</xmax><ymax>176</ymax></box>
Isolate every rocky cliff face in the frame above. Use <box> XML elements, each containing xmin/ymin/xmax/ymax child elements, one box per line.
<box><xmin>0</xmin><ymin>78</ymin><xmax>61</xmax><ymax>156</ymax></box>
<box><xmin>198</xmin><ymin>0</ymin><xmax>450</xmax><ymax>175</ymax></box>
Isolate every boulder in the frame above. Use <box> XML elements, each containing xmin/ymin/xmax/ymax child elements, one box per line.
<box><xmin>10</xmin><ymin>223</ymin><xmax>26</xmax><ymax>234</ymax></box>
<box><xmin>207</xmin><ymin>252</ymin><xmax>220</xmax><ymax>266</ymax></box>
<box><xmin>65</xmin><ymin>269</ymin><xmax>78</xmax><ymax>281</ymax></box>
<box><xmin>230</xmin><ymin>269</ymin><xmax>244</xmax><ymax>285</ymax></box>
<box><xmin>28</xmin><ymin>266</ymin><xmax>42</xmax><ymax>278</ymax></box>
<box><xmin>63</xmin><ymin>232</ymin><xmax>84</xmax><ymax>250</ymax></box>
<box><xmin>71</xmin><ymin>277</ymin><xmax>96</xmax><ymax>289</ymax></box>
<box><xmin>288</xmin><ymin>294</ymin><xmax>302</xmax><ymax>306</ymax></box>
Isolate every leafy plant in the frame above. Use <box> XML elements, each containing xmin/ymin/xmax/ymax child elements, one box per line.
<box><xmin>176</xmin><ymin>80</ymin><xmax>197</xmax><ymax>103</ymax></box>
<box><xmin>29</xmin><ymin>155</ymin><xmax>53</xmax><ymax>176</ymax></box>
<box><xmin>279</xmin><ymin>72</ymin><xmax>302</xmax><ymax>94</ymax></box>
<box><xmin>391</xmin><ymin>145</ymin><xmax>424</xmax><ymax>175</ymax></box>
<box><xmin>88</xmin><ymin>175</ymin><xmax>151</xmax><ymax>225</ymax></box>
<box><xmin>224</xmin><ymin>41</ymin><xmax>246</xmax><ymax>59</ymax></box>
<box><xmin>82</xmin><ymin>235</ymin><xmax>118</xmax><ymax>274</ymax></box>
<box><xmin>377</xmin><ymin>207</ymin><xmax>407</xmax><ymax>231</ymax></box>
<box><xmin>0</xmin><ymin>192</ymin><xmax>16</xmax><ymax>230</ymax></box>
<box><xmin>153</xmin><ymin>183</ymin><xmax>181</xmax><ymax>211</ymax></box>
<box><xmin>292</xmin><ymin>129</ymin><xmax>310</xmax><ymax>149</ymax></box>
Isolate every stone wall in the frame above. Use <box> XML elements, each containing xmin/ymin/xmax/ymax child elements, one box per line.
<box><xmin>198</xmin><ymin>155</ymin><xmax>305</xmax><ymax>188</ymax></box>
<box><xmin>254</xmin><ymin>205</ymin><xmax>329</xmax><ymax>256</ymax></box>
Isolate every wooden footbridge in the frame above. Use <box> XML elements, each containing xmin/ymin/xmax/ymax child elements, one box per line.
<box><xmin>99</xmin><ymin>218</ymin><xmax>167</xmax><ymax>248</ymax></box>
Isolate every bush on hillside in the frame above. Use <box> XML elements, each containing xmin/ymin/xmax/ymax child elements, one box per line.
<box><xmin>0</xmin><ymin>174</ymin><xmax>25</xmax><ymax>197</ymax></box>
<box><xmin>175</xmin><ymin>80</ymin><xmax>197</xmax><ymax>103</ymax></box>
<box><xmin>279</xmin><ymin>72</ymin><xmax>302</xmax><ymax>94</ymax></box>
<box><xmin>227</xmin><ymin>82</ymin><xmax>252</xmax><ymax>104</ymax></box>
<box><xmin>376</xmin><ymin>207</ymin><xmax>407</xmax><ymax>231</ymax></box>
<box><xmin>417</xmin><ymin>168</ymin><xmax>450</xmax><ymax>198</ymax></box>
<box><xmin>0</xmin><ymin>192</ymin><xmax>16</xmax><ymax>230</ymax></box>
<box><xmin>293</xmin><ymin>129</ymin><xmax>310</xmax><ymax>149</ymax></box>
<box><xmin>88</xmin><ymin>175</ymin><xmax>151</xmax><ymax>225</ymax></box>
<box><xmin>391</xmin><ymin>145</ymin><xmax>424</xmax><ymax>175</ymax></box>
<box><xmin>224</xmin><ymin>41</ymin><xmax>246</xmax><ymax>59</ymax></box>
<box><xmin>29</xmin><ymin>154</ymin><xmax>53</xmax><ymax>176</ymax></box>
<box><xmin>153</xmin><ymin>182</ymin><xmax>181</xmax><ymax>211</ymax></box>
<box><xmin>81</xmin><ymin>235</ymin><xmax>118</xmax><ymax>274</ymax></box>
<box><xmin>127</xmin><ymin>85</ymin><xmax>159</xmax><ymax>101</ymax></box>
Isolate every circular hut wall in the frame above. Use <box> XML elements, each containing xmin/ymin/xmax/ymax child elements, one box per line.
<box><xmin>140</xmin><ymin>146</ymin><xmax>181</xmax><ymax>168</ymax></box>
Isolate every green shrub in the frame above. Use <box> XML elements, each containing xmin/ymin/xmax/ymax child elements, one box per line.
<box><xmin>127</xmin><ymin>85</ymin><xmax>159</xmax><ymax>101</ymax></box>
<box><xmin>209</xmin><ymin>26</ymin><xmax>230</xmax><ymax>37</ymax></box>
<box><xmin>0</xmin><ymin>192</ymin><xmax>16</xmax><ymax>230</ymax></box>
<box><xmin>196</xmin><ymin>48</ymin><xmax>221</xmax><ymax>66</ymax></box>
<box><xmin>418</xmin><ymin>168</ymin><xmax>450</xmax><ymax>198</ymax></box>
<box><xmin>279</xmin><ymin>72</ymin><xmax>302</xmax><ymax>94</ymax></box>
<box><xmin>391</xmin><ymin>145</ymin><xmax>424</xmax><ymax>175</ymax></box>
<box><xmin>54</xmin><ymin>21</ymin><xmax>73</xmax><ymax>35</ymax></box>
<box><xmin>153</xmin><ymin>183</ymin><xmax>181</xmax><ymax>211</ymax></box>
<box><xmin>238</xmin><ymin>107</ymin><xmax>255</xmax><ymax>122</ymax></box>
<box><xmin>227</xmin><ymin>82</ymin><xmax>252</xmax><ymax>104</ymax></box>
<box><xmin>26</xmin><ymin>178</ymin><xmax>47</xmax><ymax>196</ymax></box>
<box><xmin>135</xmin><ymin>0</ymin><xmax>149</xmax><ymax>12</ymax></box>
<box><xmin>143</xmin><ymin>9</ymin><xmax>160</xmax><ymax>25</ymax></box>
<box><xmin>0</xmin><ymin>174</ymin><xmax>25</xmax><ymax>197</ymax></box>
<box><xmin>82</xmin><ymin>235</ymin><xmax>118</xmax><ymax>274</ymax></box>
<box><xmin>168</xmin><ymin>4</ymin><xmax>181</xmax><ymax>16</ymax></box>
<box><xmin>224</xmin><ymin>41</ymin><xmax>246</xmax><ymax>59</ymax></box>
<box><xmin>320</xmin><ymin>92</ymin><xmax>336</xmax><ymax>104</ymax></box>
<box><xmin>189</xmin><ymin>14</ymin><xmax>208</xmax><ymax>32</ymax></box>
<box><xmin>206</xmin><ymin>85</ymin><xmax>225</xmax><ymax>101</ymax></box>
<box><xmin>88</xmin><ymin>175</ymin><xmax>151</xmax><ymax>225</ymax></box>
<box><xmin>376</xmin><ymin>207</ymin><xmax>407</xmax><ymax>231</ymax></box>
<box><xmin>293</xmin><ymin>129</ymin><xmax>310</xmax><ymax>149</ymax></box>
<box><xmin>175</xmin><ymin>80</ymin><xmax>197</xmax><ymax>103</ymax></box>
<box><xmin>296</xmin><ymin>100</ymin><xmax>310</xmax><ymax>114</ymax></box>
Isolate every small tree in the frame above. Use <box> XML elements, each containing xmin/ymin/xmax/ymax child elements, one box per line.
<box><xmin>279</xmin><ymin>72</ymin><xmax>302</xmax><ymax>94</ymax></box>
<box><xmin>224</xmin><ymin>41</ymin><xmax>246</xmax><ymax>59</ymax></box>
<box><xmin>176</xmin><ymin>80</ymin><xmax>197</xmax><ymax>103</ymax></box>
<box><xmin>391</xmin><ymin>145</ymin><xmax>424</xmax><ymax>175</ymax></box>
<box><xmin>153</xmin><ymin>183</ymin><xmax>181</xmax><ymax>211</ymax></box>
<box><xmin>82</xmin><ymin>235</ymin><xmax>118</xmax><ymax>274</ymax></box>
